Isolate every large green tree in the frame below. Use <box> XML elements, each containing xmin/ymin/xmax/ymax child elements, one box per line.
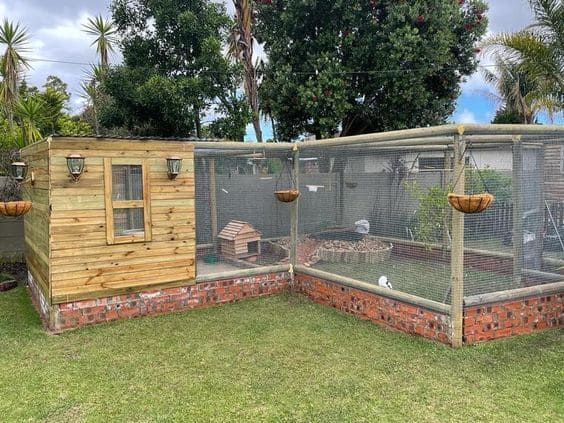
<box><xmin>102</xmin><ymin>0</ymin><xmax>249</xmax><ymax>138</ymax></box>
<box><xmin>255</xmin><ymin>0</ymin><xmax>487</xmax><ymax>140</ymax></box>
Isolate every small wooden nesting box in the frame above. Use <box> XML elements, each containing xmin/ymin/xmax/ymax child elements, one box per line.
<box><xmin>218</xmin><ymin>220</ymin><xmax>262</xmax><ymax>259</ymax></box>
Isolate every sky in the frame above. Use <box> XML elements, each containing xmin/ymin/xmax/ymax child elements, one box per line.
<box><xmin>0</xmin><ymin>0</ymin><xmax>555</xmax><ymax>140</ymax></box>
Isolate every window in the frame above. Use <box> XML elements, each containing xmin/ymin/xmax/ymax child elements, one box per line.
<box><xmin>418</xmin><ymin>156</ymin><xmax>470</xmax><ymax>171</ymax></box>
<box><xmin>104</xmin><ymin>159</ymin><xmax>151</xmax><ymax>244</ymax></box>
<box><xmin>560</xmin><ymin>146</ymin><xmax>564</xmax><ymax>174</ymax></box>
<box><xmin>418</xmin><ymin>157</ymin><xmax>445</xmax><ymax>171</ymax></box>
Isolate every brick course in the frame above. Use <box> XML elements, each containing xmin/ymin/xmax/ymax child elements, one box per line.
<box><xmin>463</xmin><ymin>293</ymin><xmax>564</xmax><ymax>343</ymax></box>
<box><xmin>28</xmin><ymin>272</ymin><xmax>289</xmax><ymax>332</ymax></box>
<box><xmin>27</xmin><ymin>269</ymin><xmax>563</xmax><ymax>345</ymax></box>
<box><xmin>294</xmin><ymin>273</ymin><xmax>452</xmax><ymax>344</ymax></box>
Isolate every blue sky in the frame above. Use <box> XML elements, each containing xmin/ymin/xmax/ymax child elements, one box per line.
<box><xmin>0</xmin><ymin>0</ymin><xmax>560</xmax><ymax>140</ymax></box>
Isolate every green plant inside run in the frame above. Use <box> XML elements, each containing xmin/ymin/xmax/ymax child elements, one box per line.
<box><xmin>0</xmin><ymin>287</ymin><xmax>562</xmax><ymax>422</ymax></box>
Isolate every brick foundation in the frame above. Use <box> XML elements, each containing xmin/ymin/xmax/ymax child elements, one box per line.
<box><xmin>294</xmin><ymin>273</ymin><xmax>451</xmax><ymax>344</ymax></box>
<box><xmin>27</xmin><ymin>270</ymin><xmax>563</xmax><ymax>345</ymax></box>
<box><xmin>463</xmin><ymin>293</ymin><xmax>564</xmax><ymax>343</ymax></box>
<box><xmin>28</xmin><ymin>272</ymin><xmax>290</xmax><ymax>332</ymax></box>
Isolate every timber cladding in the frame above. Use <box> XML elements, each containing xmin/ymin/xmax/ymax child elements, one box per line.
<box><xmin>22</xmin><ymin>136</ymin><xmax>196</xmax><ymax>304</ymax></box>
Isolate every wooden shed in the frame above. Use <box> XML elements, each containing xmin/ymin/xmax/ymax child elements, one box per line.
<box><xmin>20</xmin><ymin>136</ymin><xmax>195</xmax><ymax>309</ymax></box>
<box><xmin>218</xmin><ymin>220</ymin><xmax>262</xmax><ymax>259</ymax></box>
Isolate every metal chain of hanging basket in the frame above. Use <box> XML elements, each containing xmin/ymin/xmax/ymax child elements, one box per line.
<box><xmin>447</xmin><ymin>142</ymin><xmax>495</xmax><ymax>214</ymax></box>
<box><xmin>274</xmin><ymin>153</ymin><xmax>300</xmax><ymax>202</ymax></box>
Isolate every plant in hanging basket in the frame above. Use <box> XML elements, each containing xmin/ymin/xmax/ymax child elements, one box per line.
<box><xmin>0</xmin><ymin>200</ymin><xmax>32</xmax><ymax>217</ymax></box>
<box><xmin>447</xmin><ymin>192</ymin><xmax>494</xmax><ymax>214</ymax></box>
<box><xmin>274</xmin><ymin>190</ymin><xmax>300</xmax><ymax>203</ymax></box>
<box><xmin>0</xmin><ymin>154</ymin><xmax>32</xmax><ymax>217</ymax></box>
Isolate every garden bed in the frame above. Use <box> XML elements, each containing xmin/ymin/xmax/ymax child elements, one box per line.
<box><xmin>271</xmin><ymin>235</ymin><xmax>392</xmax><ymax>266</ymax></box>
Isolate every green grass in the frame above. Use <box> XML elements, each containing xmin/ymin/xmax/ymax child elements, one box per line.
<box><xmin>0</xmin><ymin>273</ymin><xmax>15</xmax><ymax>282</ymax></box>
<box><xmin>1</xmin><ymin>287</ymin><xmax>562</xmax><ymax>422</ymax></box>
<box><xmin>315</xmin><ymin>257</ymin><xmax>516</xmax><ymax>304</ymax></box>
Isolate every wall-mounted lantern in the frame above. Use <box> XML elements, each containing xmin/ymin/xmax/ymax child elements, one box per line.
<box><xmin>66</xmin><ymin>154</ymin><xmax>85</xmax><ymax>182</ymax></box>
<box><xmin>166</xmin><ymin>156</ymin><xmax>182</xmax><ymax>180</ymax></box>
<box><xmin>10</xmin><ymin>161</ymin><xmax>28</xmax><ymax>182</ymax></box>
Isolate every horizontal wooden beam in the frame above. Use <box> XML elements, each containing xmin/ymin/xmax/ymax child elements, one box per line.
<box><xmin>295</xmin><ymin>265</ymin><xmax>451</xmax><ymax>314</ymax></box>
<box><xmin>195</xmin><ymin>264</ymin><xmax>290</xmax><ymax>283</ymax></box>
<box><xmin>464</xmin><ymin>281</ymin><xmax>564</xmax><ymax>306</ymax></box>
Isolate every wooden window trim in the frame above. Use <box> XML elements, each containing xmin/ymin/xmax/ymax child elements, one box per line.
<box><xmin>104</xmin><ymin>158</ymin><xmax>152</xmax><ymax>245</ymax></box>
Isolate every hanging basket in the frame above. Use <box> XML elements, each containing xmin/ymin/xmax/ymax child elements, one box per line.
<box><xmin>345</xmin><ymin>181</ymin><xmax>358</xmax><ymax>189</ymax></box>
<box><xmin>0</xmin><ymin>201</ymin><xmax>33</xmax><ymax>217</ymax></box>
<box><xmin>274</xmin><ymin>190</ymin><xmax>300</xmax><ymax>203</ymax></box>
<box><xmin>447</xmin><ymin>193</ymin><xmax>494</xmax><ymax>214</ymax></box>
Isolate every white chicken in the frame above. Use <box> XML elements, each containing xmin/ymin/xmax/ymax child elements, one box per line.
<box><xmin>378</xmin><ymin>275</ymin><xmax>392</xmax><ymax>289</ymax></box>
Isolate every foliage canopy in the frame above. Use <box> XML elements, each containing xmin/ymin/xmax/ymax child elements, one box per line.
<box><xmin>255</xmin><ymin>0</ymin><xmax>488</xmax><ymax>140</ymax></box>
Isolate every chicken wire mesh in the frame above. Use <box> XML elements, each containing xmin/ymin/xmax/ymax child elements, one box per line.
<box><xmin>192</xmin><ymin>130</ymin><xmax>564</xmax><ymax>302</ymax></box>
<box><xmin>297</xmin><ymin>145</ymin><xmax>454</xmax><ymax>304</ymax></box>
<box><xmin>194</xmin><ymin>148</ymin><xmax>291</xmax><ymax>275</ymax></box>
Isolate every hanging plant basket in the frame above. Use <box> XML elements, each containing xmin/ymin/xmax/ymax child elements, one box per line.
<box><xmin>274</xmin><ymin>190</ymin><xmax>300</xmax><ymax>203</ymax></box>
<box><xmin>0</xmin><ymin>200</ymin><xmax>33</xmax><ymax>217</ymax></box>
<box><xmin>447</xmin><ymin>193</ymin><xmax>494</xmax><ymax>214</ymax></box>
<box><xmin>345</xmin><ymin>181</ymin><xmax>358</xmax><ymax>189</ymax></box>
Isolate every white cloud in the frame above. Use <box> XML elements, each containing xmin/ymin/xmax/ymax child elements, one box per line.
<box><xmin>454</xmin><ymin>109</ymin><xmax>478</xmax><ymax>124</ymax></box>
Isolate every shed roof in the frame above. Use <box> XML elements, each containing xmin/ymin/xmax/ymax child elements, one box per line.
<box><xmin>218</xmin><ymin>220</ymin><xmax>261</xmax><ymax>241</ymax></box>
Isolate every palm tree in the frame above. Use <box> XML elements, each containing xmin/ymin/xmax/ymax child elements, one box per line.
<box><xmin>0</xmin><ymin>20</ymin><xmax>31</xmax><ymax>124</ymax></box>
<box><xmin>82</xmin><ymin>15</ymin><xmax>117</xmax><ymax>68</ymax></box>
<box><xmin>14</xmin><ymin>96</ymin><xmax>52</xmax><ymax>146</ymax></box>
<box><xmin>482</xmin><ymin>0</ymin><xmax>563</xmax><ymax>118</ymax></box>
<box><xmin>482</xmin><ymin>57</ymin><xmax>541</xmax><ymax>123</ymax></box>
<box><xmin>228</xmin><ymin>0</ymin><xmax>262</xmax><ymax>142</ymax></box>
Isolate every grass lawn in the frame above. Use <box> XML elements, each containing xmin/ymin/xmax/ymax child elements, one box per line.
<box><xmin>315</xmin><ymin>257</ymin><xmax>516</xmax><ymax>304</ymax></box>
<box><xmin>1</xmin><ymin>287</ymin><xmax>563</xmax><ymax>422</ymax></box>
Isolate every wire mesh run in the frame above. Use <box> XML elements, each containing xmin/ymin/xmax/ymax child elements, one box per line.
<box><xmin>194</xmin><ymin>148</ymin><xmax>291</xmax><ymax>276</ymax></box>
<box><xmin>192</xmin><ymin>126</ymin><xmax>564</xmax><ymax>305</ymax></box>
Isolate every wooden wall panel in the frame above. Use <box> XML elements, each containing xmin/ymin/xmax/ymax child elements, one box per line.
<box><xmin>20</xmin><ymin>140</ymin><xmax>51</xmax><ymax>301</ymax></box>
<box><xmin>48</xmin><ymin>137</ymin><xmax>196</xmax><ymax>304</ymax></box>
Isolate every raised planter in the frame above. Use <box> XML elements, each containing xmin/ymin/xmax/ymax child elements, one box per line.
<box><xmin>0</xmin><ymin>274</ymin><xmax>17</xmax><ymax>292</ymax></box>
<box><xmin>0</xmin><ymin>200</ymin><xmax>32</xmax><ymax>217</ymax></box>
<box><xmin>317</xmin><ymin>241</ymin><xmax>393</xmax><ymax>264</ymax></box>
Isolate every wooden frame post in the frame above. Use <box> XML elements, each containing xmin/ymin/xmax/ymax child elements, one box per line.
<box><xmin>442</xmin><ymin>149</ymin><xmax>453</xmax><ymax>256</ymax></box>
<box><xmin>290</xmin><ymin>145</ymin><xmax>300</xmax><ymax>267</ymax></box>
<box><xmin>512</xmin><ymin>136</ymin><xmax>523</xmax><ymax>285</ymax></box>
<box><xmin>536</xmin><ymin>144</ymin><xmax>546</xmax><ymax>268</ymax></box>
<box><xmin>450</xmin><ymin>129</ymin><xmax>465</xmax><ymax>348</ymax></box>
<box><xmin>208</xmin><ymin>158</ymin><xmax>218</xmax><ymax>253</ymax></box>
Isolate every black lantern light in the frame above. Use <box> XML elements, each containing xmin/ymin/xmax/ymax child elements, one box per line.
<box><xmin>66</xmin><ymin>154</ymin><xmax>85</xmax><ymax>182</ymax></box>
<box><xmin>10</xmin><ymin>161</ymin><xmax>28</xmax><ymax>182</ymax></box>
<box><xmin>166</xmin><ymin>156</ymin><xmax>182</xmax><ymax>180</ymax></box>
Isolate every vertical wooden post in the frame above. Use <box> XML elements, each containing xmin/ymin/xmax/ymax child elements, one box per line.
<box><xmin>442</xmin><ymin>150</ymin><xmax>452</xmax><ymax>256</ymax></box>
<box><xmin>337</xmin><ymin>168</ymin><xmax>345</xmax><ymax>226</ymax></box>
<box><xmin>533</xmin><ymin>145</ymin><xmax>545</xmax><ymax>269</ymax></box>
<box><xmin>208</xmin><ymin>158</ymin><xmax>218</xmax><ymax>253</ymax></box>
<box><xmin>290</xmin><ymin>145</ymin><xmax>300</xmax><ymax>267</ymax></box>
<box><xmin>512</xmin><ymin>136</ymin><xmax>523</xmax><ymax>285</ymax></box>
<box><xmin>450</xmin><ymin>129</ymin><xmax>465</xmax><ymax>348</ymax></box>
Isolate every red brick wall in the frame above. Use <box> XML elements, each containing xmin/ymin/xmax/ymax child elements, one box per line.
<box><xmin>294</xmin><ymin>273</ymin><xmax>451</xmax><ymax>344</ymax></box>
<box><xmin>463</xmin><ymin>293</ymin><xmax>564</xmax><ymax>343</ymax></box>
<box><xmin>30</xmin><ymin>272</ymin><xmax>289</xmax><ymax>332</ymax></box>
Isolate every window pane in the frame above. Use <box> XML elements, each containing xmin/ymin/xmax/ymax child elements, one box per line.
<box><xmin>112</xmin><ymin>165</ymin><xmax>143</xmax><ymax>200</ymax></box>
<box><xmin>114</xmin><ymin>208</ymin><xmax>144</xmax><ymax>237</ymax></box>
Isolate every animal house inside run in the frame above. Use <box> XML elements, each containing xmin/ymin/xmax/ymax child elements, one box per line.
<box><xmin>20</xmin><ymin>124</ymin><xmax>564</xmax><ymax>346</ymax></box>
